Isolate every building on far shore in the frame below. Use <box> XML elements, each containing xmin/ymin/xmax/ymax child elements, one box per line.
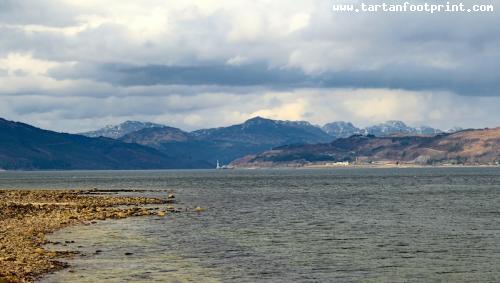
<box><xmin>324</xmin><ymin>161</ymin><xmax>350</xmax><ymax>167</ymax></box>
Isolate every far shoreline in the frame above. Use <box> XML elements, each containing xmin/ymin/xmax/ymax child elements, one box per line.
<box><xmin>229</xmin><ymin>163</ymin><xmax>500</xmax><ymax>169</ymax></box>
<box><xmin>1</xmin><ymin>164</ymin><xmax>500</xmax><ymax>173</ymax></box>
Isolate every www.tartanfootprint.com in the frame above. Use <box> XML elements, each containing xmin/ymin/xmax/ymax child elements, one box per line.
<box><xmin>332</xmin><ymin>1</ymin><xmax>495</xmax><ymax>14</ymax></box>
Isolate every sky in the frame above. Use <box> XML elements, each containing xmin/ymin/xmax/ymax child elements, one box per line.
<box><xmin>0</xmin><ymin>0</ymin><xmax>499</xmax><ymax>132</ymax></box>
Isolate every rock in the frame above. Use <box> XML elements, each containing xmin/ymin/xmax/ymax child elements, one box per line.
<box><xmin>47</xmin><ymin>251</ymin><xmax>57</xmax><ymax>257</ymax></box>
<box><xmin>194</xmin><ymin>207</ymin><xmax>205</xmax><ymax>213</ymax></box>
<box><xmin>157</xmin><ymin>211</ymin><xmax>167</xmax><ymax>217</ymax></box>
<box><xmin>117</xmin><ymin>212</ymin><xmax>128</xmax><ymax>218</ymax></box>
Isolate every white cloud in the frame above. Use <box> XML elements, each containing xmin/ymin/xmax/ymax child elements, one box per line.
<box><xmin>250</xmin><ymin>98</ymin><xmax>309</xmax><ymax>121</ymax></box>
<box><xmin>226</xmin><ymin>55</ymin><xmax>249</xmax><ymax>66</ymax></box>
<box><xmin>0</xmin><ymin>53</ymin><xmax>60</xmax><ymax>75</ymax></box>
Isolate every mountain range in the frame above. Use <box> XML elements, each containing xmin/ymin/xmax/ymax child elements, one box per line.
<box><xmin>231</xmin><ymin>128</ymin><xmax>500</xmax><ymax>168</ymax></box>
<box><xmin>322</xmin><ymin>120</ymin><xmax>446</xmax><ymax>138</ymax></box>
<box><xmin>83</xmin><ymin>119</ymin><xmax>450</xmax><ymax>140</ymax></box>
<box><xmin>79</xmin><ymin>118</ymin><xmax>454</xmax><ymax>166</ymax></box>
<box><xmin>117</xmin><ymin>117</ymin><xmax>333</xmax><ymax>165</ymax></box>
<box><xmin>0</xmin><ymin>116</ymin><xmax>491</xmax><ymax>170</ymax></box>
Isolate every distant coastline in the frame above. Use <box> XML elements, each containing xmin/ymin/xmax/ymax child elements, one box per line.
<box><xmin>233</xmin><ymin>163</ymin><xmax>500</xmax><ymax>170</ymax></box>
<box><xmin>1</xmin><ymin>164</ymin><xmax>500</xmax><ymax>172</ymax></box>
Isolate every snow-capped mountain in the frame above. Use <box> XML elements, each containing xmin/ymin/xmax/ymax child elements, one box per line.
<box><xmin>80</xmin><ymin>121</ymin><xmax>166</xmax><ymax>139</ymax></box>
<box><xmin>323</xmin><ymin>120</ymin><xmax>443</xmax><ymax>138</ymax></box>
<box><xmin>322</xmin><ymin>121</ymin><xmax>361</xmax><ymax>138</ymax></box>
<box><xmin>447</xmin><ymin>127</ymin><xmax>464</xmax><ymax>133</ymax></box>
<box><xmin>364</xmin><ymin>121</ymin><xmax>415</xmax><ymax>136</ymax></box>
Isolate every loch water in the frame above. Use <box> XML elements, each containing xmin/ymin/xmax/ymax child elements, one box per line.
<box><xmin>1</xmin><ymin>168</ymin><xmax>500</xmax><ymax>282</ymax></box>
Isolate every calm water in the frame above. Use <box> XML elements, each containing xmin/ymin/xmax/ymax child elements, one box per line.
<box><xmin>2</xmin><ymin>168</ymin><xmax>500</xmax><ymax>282</ymax></box>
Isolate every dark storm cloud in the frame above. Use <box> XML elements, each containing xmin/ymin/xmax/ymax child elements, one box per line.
<box><xmin>48</xmin><ymin>61</ymin><xmax>500</xmax><ymax>96</ymax></box>
<box><xmin>320</xmin><ymin>64</ymin><xmax>500</xmax><ymax>96</ymax></box>
<box><xmin>48</xmin><ymin>63</ymin><xmax>308</xmax><ymax>87</ymax></box>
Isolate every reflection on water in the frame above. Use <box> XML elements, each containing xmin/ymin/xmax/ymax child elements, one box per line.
<box><xmin>2</xmin><ymin>168</ymin><xmax>500</xmax><ymax>282</ymax></box>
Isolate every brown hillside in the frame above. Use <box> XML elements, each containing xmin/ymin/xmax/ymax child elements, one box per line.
<box><xmin>232</xmin><ymin>128</ymin><xmax>500</xmax><ymax>167</ymax></box>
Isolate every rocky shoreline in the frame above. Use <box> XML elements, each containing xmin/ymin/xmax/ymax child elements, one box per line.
<box><xmin>0</xmin><ymin>190</ymin><xmax>178</xmax><ymax>283</ymax></box>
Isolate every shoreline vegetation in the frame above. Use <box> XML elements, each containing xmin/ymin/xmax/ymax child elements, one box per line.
<box><xmin>0</xmin><ymin>190</ymin><xmax>179</xmax><ymax>283</ymax></box>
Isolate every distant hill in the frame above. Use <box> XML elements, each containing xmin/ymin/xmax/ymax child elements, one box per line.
<box><xmin>80</xmin><ymin>121</ymin><xmax>165</xmax><ymax>139</ymax></box>
<box><xmin>192</xmin><ymin>117</ymin><xmax>332</xmax><ymax>145</ymax></box>
<box><xmin>231</xmin><ymin>128</ymin><xmax>500</xmax><ymax>167</ymax></box>
<box><xmin>119</xmin><ymin>126</ymin><xmax>224</xmax><ymax>166</ymax></box>
<box><xmin>120</xmin><ymin>126</ymin><xmax>190</xmax><ymax>144</ymax></box>
<box><xmin>0</xmin><ymin>118</ymin><xmax>207</xmax><ymax>170</ymax></box>
<box><xmin>119</xmin><ymin>117</ymin><xmax>333</xmax><ymax>165</ymax></box>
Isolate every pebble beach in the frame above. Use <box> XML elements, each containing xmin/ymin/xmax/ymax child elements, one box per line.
<box><xmin>0</xmin><ymin>190</ymin><xmax>176</xmax><ymax>283</ymax></box>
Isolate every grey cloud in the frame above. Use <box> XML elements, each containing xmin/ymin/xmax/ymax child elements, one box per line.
<box><xmin>0</xmin><ymin>0</ymin><xmax>78</xmax><ymax>27</ymax></box>
<box><xmin>320</xmin><ymin>64</ymin><xmax>500</xmax><ymax>96</ymax></box>
<box><xmin>48</xmin><ymin>63</ymin><xmax>308</xmax><ymax>87</ymax></box>
<box><xmin>1</xmin><ymin>1</ymin><xmax>499</xmax><ymax>97</ymax></box>
<box><xmin>48</xmin><ymin>61</ymin><xmax>500</xmax><ymax>96</ymax></box>
<box><xmin>0</xmin><ymin>26</ymin><xmax>69</xmax><ymax>59</ymax></box>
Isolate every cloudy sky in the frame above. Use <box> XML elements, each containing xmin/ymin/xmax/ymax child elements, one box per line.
<box><xmin>0</xmin><ymin>0</ymin><xmax>499</xmax><ymax>132</ymax></box>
